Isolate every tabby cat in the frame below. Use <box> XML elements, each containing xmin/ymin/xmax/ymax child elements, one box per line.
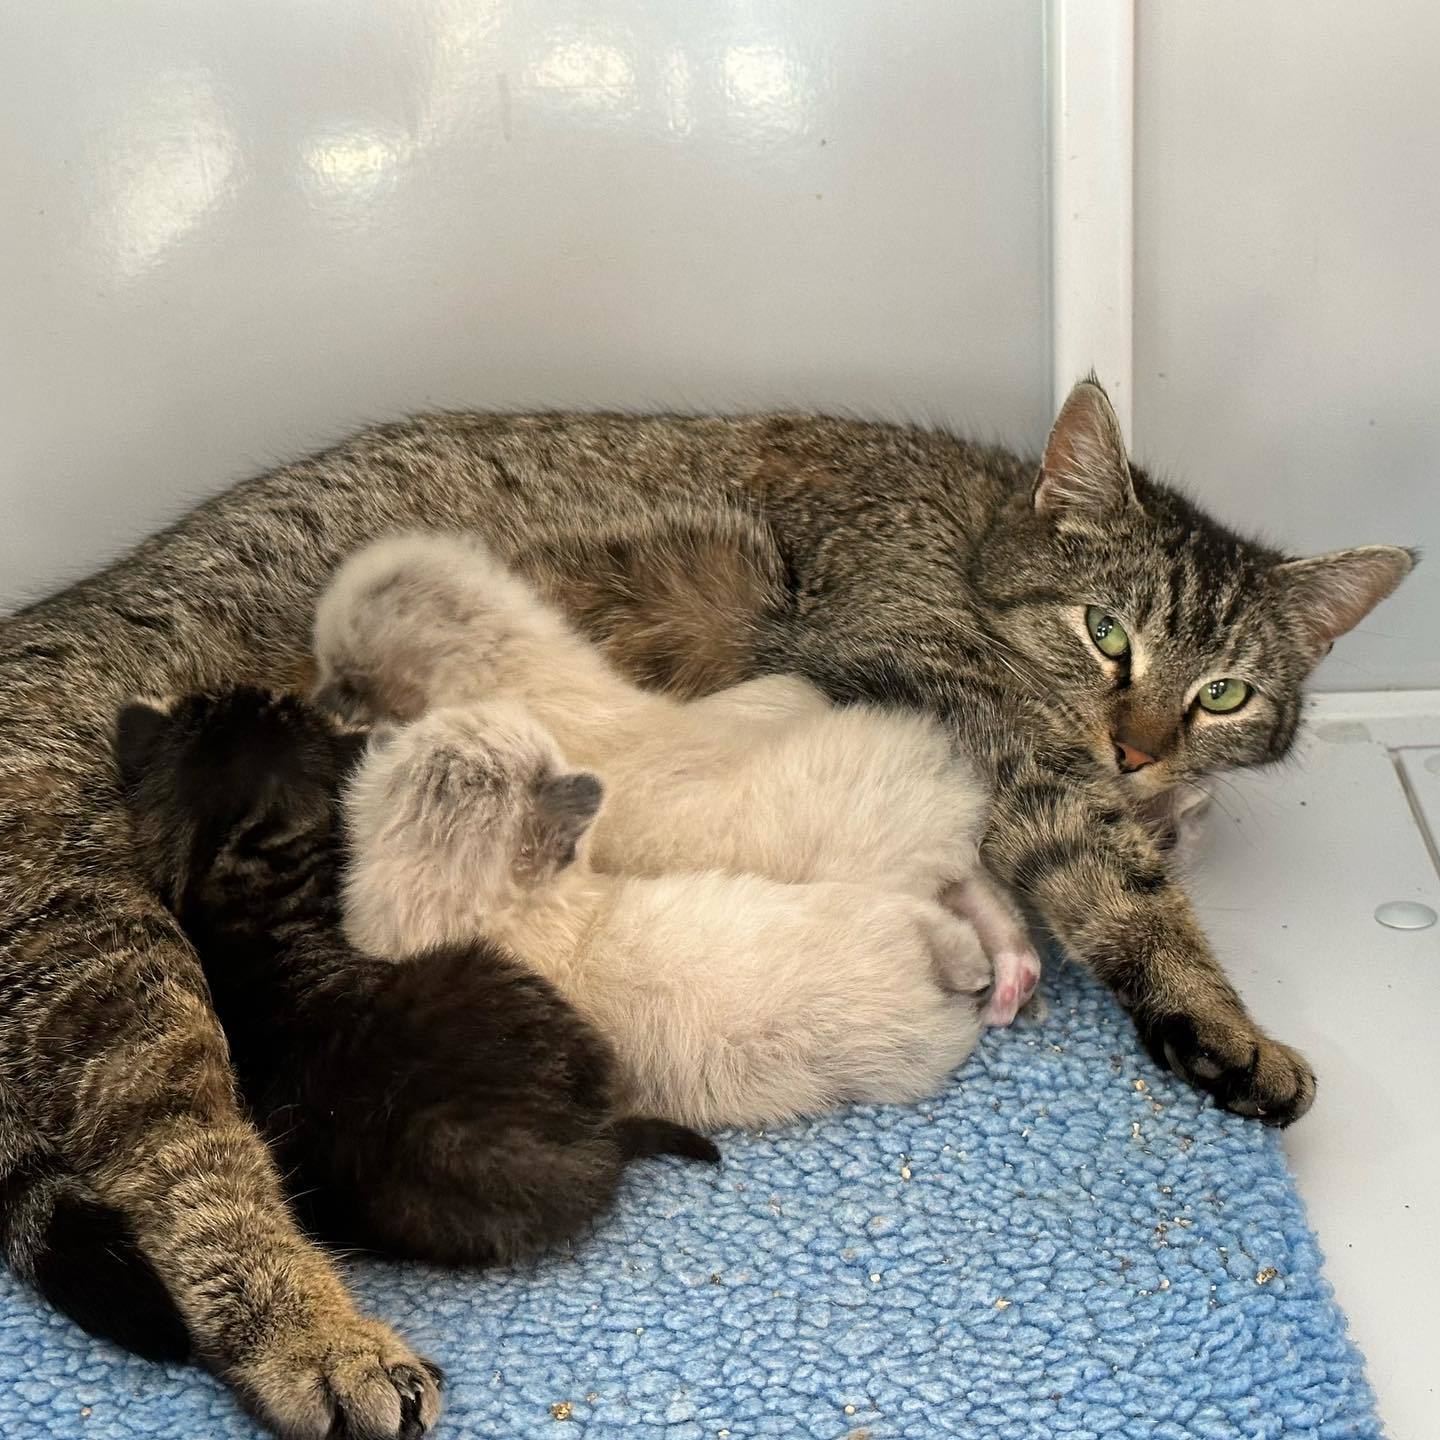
<box><xmin>0</xmin><ymin>379</ymin><xmax>1412</xmax><ymax>1436</ymax></box>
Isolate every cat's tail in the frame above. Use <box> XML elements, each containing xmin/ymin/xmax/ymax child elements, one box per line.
<box><xmin>0</xmin><ymin>1148</ymin><xmax>191</xmax><ymax>1363</ymax></box>
<box><xmin>614</xmin><ymin>1117</ymin><xmax>720</xmax><ymax>1165</ymax></box>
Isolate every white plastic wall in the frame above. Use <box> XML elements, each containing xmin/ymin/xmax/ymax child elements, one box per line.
<box><xmin>0</xmin><ymin>0</ymin><xmax>1048</xmax><ymax>610</ymax></box>
<box><xmin>1134</xmin><ymin>3</ymin><xmax>1439</xmax><ymax>691</ymax></box>
<box><xmin>1</xmin><ymin>3</ymin><xmax>1433</xmax><ymax>690</ymax></box>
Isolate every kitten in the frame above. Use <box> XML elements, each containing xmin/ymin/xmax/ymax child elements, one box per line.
<box><xmin>341</xmin><ymin>702</ymin><xmax>994</xmax><ymax>1132</ymax></box>
<box><xmin>313</xmin><ymin>533</ymin><xmax>1042</xmax><ymax>1024</ymax></box>
<box><xmin>115</xmin><ymin>686</ymin><xmax>716</xmax><ymax>1268</ymax></box>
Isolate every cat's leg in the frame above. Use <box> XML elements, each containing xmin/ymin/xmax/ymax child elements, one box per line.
<box><xmin>941</xmin><ymin>870</ymin><xmax>1042</xmax><ymax>1027</ymax></box>
<box><xmin>7</xmin><ymin>897</ymin><xmax>442</xmax><ymax>1438</ymax></box>
<box><xmin>976</xmin><ymin>745</ymin><xmax>1315</xmax><ymax>1124</ymax></box>
<box><xmin>353</xmin><ymin>1120</ymin><xmax>715</xmax><ymax>1269</ymax></box>
<box><xmin>0</xmin><ymin>1102</ymin><xmax>190</xmax><ymax>1363</ymax></box>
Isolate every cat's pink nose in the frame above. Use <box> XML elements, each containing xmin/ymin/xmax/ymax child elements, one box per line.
<box><xmin>1113</xmin><ymin>737</ymin><xmax>1155</xmax><ymax>772</ymax></box>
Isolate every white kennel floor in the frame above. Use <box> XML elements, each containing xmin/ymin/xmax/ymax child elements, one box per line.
<box><xmin>1185</xmin><ymin>691</ymin><xmax>1440</xmax><ymax>1440</ymax></box>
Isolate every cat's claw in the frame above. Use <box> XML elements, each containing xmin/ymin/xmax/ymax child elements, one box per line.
<box><xmin>983</xmin><ymin>950</ymin><xmax>1041</xmax><ymax>1027</ymax></box>
<box><xmin>232</xmin><ymin>1315</ymin><xmax>443</xmax><ymax>1440</ymax></box>
<box><xmin>1140</xmin><ymin>1012</ymin><xmax>1316</xmax><ymax>1127</ymax></box>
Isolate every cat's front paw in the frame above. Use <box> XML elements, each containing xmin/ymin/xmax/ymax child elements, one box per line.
<box><xmin>231</xmin><ymin>1313</ymin><xmax>443</xmax><ymax>1439</ymax></box>
<box><xmin>1141</xmin><ymin>1012</ymin><xmax>1316</xmax><ymax>1127</ymax></box>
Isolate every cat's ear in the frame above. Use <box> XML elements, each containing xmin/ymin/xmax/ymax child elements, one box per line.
<box><xmin>1033</xmin><ymin>378</ymin><xmax>1137</xmax><ymax>519</ymax></box>
<box><xmin>534</xmin><ymin>771</ymin><xmax>603</xmax><ymax>868</ymax></box>
<box><xmin>114</xmin><ymin>697</ymin><xmax>176</xmax><ymax>794</ymax></box>
<box><xmin>1274</xmin><ymin>545</ymin><xmax>1417</xmax><ymax>656</ymax></box>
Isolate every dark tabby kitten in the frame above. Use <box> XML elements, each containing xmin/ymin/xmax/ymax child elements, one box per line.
<box><xmin>116</xmin><ymin>684</ymin><xmax>714</xmax><ymax>1265</ymax></box>
<box><xmin>0</xmin><ymin>380</ymin><xmax>1412</xmax><ymax>1437</ymax></box>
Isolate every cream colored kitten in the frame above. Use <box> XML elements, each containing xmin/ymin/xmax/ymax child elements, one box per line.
<box><xmin>342</xmin><ymin>705</ymin><xmax>992</xmax><ymax>1131</ymax></box>
<box><xmin>314</xmin><ymin>532</ymin><xmax>1041</xmax><ymax>1023</ymax></box>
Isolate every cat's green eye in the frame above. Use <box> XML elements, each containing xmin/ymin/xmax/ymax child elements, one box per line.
<box><xmin>1197</xmin><ymin>677</ymin><xmax>1251</xmax><ymax>714</ymax></box>
<box><xmin>1085</xmin><ymin>606</ymin><xmax>1130</xmax><ymax>660</ymax></box>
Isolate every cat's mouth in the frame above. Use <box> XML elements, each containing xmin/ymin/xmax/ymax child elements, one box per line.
<box><xmin>1115</xmin><ymin>757</ymin><xmax>1171</xmax><ymax>800</ymax></box>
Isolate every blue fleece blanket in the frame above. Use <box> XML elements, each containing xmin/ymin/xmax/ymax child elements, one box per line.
<box><xmin>0</xmin><ymin>965</ymin><xmax>1378</xmax><ymax>1440</ymax></box>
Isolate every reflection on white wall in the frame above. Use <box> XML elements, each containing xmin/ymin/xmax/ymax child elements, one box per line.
<box><xmin>530</xmin><ymin>32</ymin><xmax>637</xmax><ymax>106</ymax></box>
<box><xmin>661</xmin><ymin>46</ymin><xmax>693</xmax><ymax>137</ymax></box>
<box><xmin>721</xmin><ymin>44</ymin><xmax>807</xmax><ymax>132</ymax></box>
<box><xmin>303</xmin><ymin>131</ymin><xmax>413</xmax><ymax>203</ymax></box>
<box><xmin>97</xmin><ymin>69</ymin><xmax>241</xmax><ymax>281</ymax></box>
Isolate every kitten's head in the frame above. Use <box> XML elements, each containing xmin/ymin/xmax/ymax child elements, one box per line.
<box><xmin>975</xmin><ymin>378</ymin><xmax>1416</xmax><ymax>799</ymax></box>
<box><xmin>114</xmin><ymin>686</ymin><xmax>368</xmax><ymax>916</ymax></box>
<box><xmin>345</xmin><ymin>702</ymin><xmax>603</xmax><ymax>905</ymax></box>
<box><xmin>312</xmin><ymin>531</ymin><xmax>560</xmax><ymax>723</ymax></box>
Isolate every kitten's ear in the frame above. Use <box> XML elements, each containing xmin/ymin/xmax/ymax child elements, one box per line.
<box><xmin>114</xmin><ymin>698</ymin><xmax>175</xmax><ymax>794</ymax></box>
<box><xmin>1033</xmin><ymin>378</ymin><xmax>1137</xmax><ymax>518</ymax></box>
<box><xmin>534</xmin><ymin>771</ymin><xmax>603</xmax><ymax>868</ymax></box>
<box><xmin>1274</xmin><ymin>545</ymin><xmax>1417</xmax><ymax>656</ymax></box>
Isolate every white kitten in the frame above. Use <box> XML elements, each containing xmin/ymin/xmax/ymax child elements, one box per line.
<box><xmin>315</xmin><ymin>532</ymin><xmax>1041</xmax><ymax>1023</ymax></box>
<box><xmin>342</xmin><ymin>704</ymin><xmax>992</xmax><ymax>1131</ymax></box>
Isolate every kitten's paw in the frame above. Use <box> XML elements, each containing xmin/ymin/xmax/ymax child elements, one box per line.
<box><xmin>982</xmin><ymin>948</ymin><xmax>1042</xmax><ymax>1027</ymax></box>
<box><xmin>1141</xmin><ymin>1012</ymin><xmax>1316</xmax><ymax>1127</ymax></box>
<box><xmin>919</xmin><ymin>909</ymin><xmax>992</xmax><ymax>999</ymax></box>
<box><xmin>233</xmin><ymin>1314</ymin><xmax>443</xmax><ymax>1440</ymax></box>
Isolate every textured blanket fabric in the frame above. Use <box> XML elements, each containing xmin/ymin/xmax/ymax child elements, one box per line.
<box><xmin>0</xmin><ymin>965</ymin><xmax>1377</xmax><ymax>1440</ymax></box>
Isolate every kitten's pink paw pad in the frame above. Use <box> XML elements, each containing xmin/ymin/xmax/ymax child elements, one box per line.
<box><xmin>984</xmin><ymin>951</ymin><xmax>1043</xmax><ymax>1027</ymax></box>
<box><xmin>985</xmin><ymin>982</ymin><xmax>1020</xmax><ymax>1026</ymax></box>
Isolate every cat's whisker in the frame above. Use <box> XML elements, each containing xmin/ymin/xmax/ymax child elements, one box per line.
<box><xmin>1197</xmin><ymin>782</ymin><xmax>1241</xmax><ymax>826</ymax></box>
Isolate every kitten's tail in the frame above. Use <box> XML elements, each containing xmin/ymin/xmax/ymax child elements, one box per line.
<box><xmin>614</xmin><ymin>1117</ymin><xmax>720</xmax><ymax>1165</ymax></box>
<box><xmin>1</xmin><ymin>1150</ymin><xmax>191</xmax><ymax>1363</ymax></box>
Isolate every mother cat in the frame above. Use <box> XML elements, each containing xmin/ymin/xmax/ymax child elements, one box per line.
<box><xmin>0</xmin><ymin>379</ymin><xmax>1412</xmax><ymax>1438</ymax></box>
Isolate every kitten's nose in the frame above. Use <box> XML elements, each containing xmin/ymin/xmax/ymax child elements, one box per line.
<box><xmin>1113</xmin><ymin>736</ymin><xmax>1156</xmax><ymax>773</ymax></box>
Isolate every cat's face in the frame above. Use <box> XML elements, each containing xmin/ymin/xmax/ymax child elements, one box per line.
<box><xmin>975</xmin><ymin>381</ymin><xmax>1414</xmax><ymax>800</ymax></box>
<box><xmin>973</xmin><ymin>383</ymin><xmax>1411</xmax><ymax>800</ymax></box>
<box><xmin>114</xmin><ymin>686</ymin><xmax>367</xmax><ymax>913</ymax></box>
<box><xmin>349</xmin><ymin>703</ymin><xmax>603</xmax><ymax>901</ymax></box>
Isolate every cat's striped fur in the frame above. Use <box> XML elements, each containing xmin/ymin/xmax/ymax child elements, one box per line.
<box><xmin>0</xmin><ymin>381</ymin><xmax>1412</xmax><ymax>1434</ymax></box>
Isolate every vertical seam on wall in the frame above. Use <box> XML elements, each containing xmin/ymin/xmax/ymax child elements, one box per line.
<box><xmin>1039</xmin><ymin>0</ymin><xmax>1056</xmax><ymax>445</ymax></box>
<box><xmin>1047</xmin><ymin>0</ymin><xmax>1135</xmax><ymax>444</ymax></box>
